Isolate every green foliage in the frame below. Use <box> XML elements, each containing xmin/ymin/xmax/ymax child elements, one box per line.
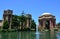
<box><xmin>31</xmin><ymin>19</ymin><xmax>36</xmax><ymax>29</ymax></box>
<box><xmin>57</xmin><ymin>22</ymin><xmax>60</xmax><ymax>26</ymax></box>
<box><xmin>54</xmin><ymin>28</ymin><xmax>58</xmax><ymax>31</ymax></box>
<box><xmin>19</xmin><ymin>12</ymin><xmax>27</xmax><ymax>29</ymax></box>
<box><xmin>3</xmin><ymin>20</ymin><xmax>9</xmax><ymax>29</ymax></box>
<box><xmin>11</xmin><ymin>12</ymin><xmax>27</xmax><ymax>30</ymax></box>
<box><xmin>57</xmin><ymin>22</ymin><xmax>60</xmax><ymax>29</ymax></box>
<box><xmin>22</xmin><ymin>28</ymin><xmax>30</xmax><ymax>31</ymax></box>
<box><xmin>20</xmin><ymin>12</ymin><xmax>27</xmax><ymax>22</ymax></box>
<box><xmin>11</xmin><ymin>15</ymin><xmax>20</xmax><ymax>29</ymax></box>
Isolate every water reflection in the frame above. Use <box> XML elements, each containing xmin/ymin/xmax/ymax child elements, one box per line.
<box><xmin>40</xmin><ymin>31</ymin><xmax>57</xmax><ymax>39</ymax></box>
<box><xmin>36</xmin><ymin>34</ymin><xmax>39</xmax><ymax>39</ymax></box>
<box><xmin>19</xmin><ymin>31</ymin><xmax>35</xmax><ymax>39</ymax></box>
<box><xmin>0</xmin><ymin>31</ymin><xmax>60</xmax><ymax>39</ymax></box>
<box><xmin>56</xmin><ymin>32</ymin><xmax>60</xmax><ymax>39</ymax></box>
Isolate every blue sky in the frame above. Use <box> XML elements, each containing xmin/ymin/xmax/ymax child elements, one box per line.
<box><xmin>0</xmin><ymin>0</ymin><xmax>60</xmax><ymax>24</ymax></box>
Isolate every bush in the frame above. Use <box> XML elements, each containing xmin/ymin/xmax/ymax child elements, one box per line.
<box><xmin>3</xmin><ymin>20</ymin><xmax>9</xmax><ymax>29</ymax></box>
<box><xmin>21</xmin><ymin>28</ymin><xmax>31</xmax><ymax>31</ymax></box>
<box><xmin>54</xmin><ymin>28</ymin><xmax>58</xmax><ymax>31</ymax></box>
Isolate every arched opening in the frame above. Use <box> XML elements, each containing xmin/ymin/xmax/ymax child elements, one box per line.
<box><xmin>45</xmin><ymin>20</ymin><xmax>50</xmax><ymax>29</ymax></box>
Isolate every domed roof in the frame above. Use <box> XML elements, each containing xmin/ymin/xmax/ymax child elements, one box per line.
<box><xmin>41</xmin><ymin>13</ymin><xmax>51</xmax><ymax>15</ymax></box>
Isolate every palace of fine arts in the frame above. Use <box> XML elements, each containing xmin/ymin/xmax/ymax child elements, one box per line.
<box><xmin>0</xmin><ymin>0</ymin><xmax>60</xmax><ymax>39</ymax></box>
<box><xmin>0</xmin><ymin>9</ymin><xmax>60</xmax><ymax>32</ymax></box>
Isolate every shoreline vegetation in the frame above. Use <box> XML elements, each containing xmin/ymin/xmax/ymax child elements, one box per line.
<box><xmin>0</xmin><ymin>28</ymin><xmax>60</xmax><ymax>32</ymax></box>
<box><xmin>0</xmin><ymin>29</ymin><xmax>36</xmax><ymax>32</ymax></box>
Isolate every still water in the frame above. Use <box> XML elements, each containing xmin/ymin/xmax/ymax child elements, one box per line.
<box><xmin>0</xmin><ymin>31</ymin><xmax>60</xmax><ymax>39</ymax></box>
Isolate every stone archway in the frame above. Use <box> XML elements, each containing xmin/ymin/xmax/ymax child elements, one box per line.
<box><xmin>45</xmin><ymin>20</ymin><xmax>50</xmax><ymax>29</ymax></box>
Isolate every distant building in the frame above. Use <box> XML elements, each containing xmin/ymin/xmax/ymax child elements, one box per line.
<box><xmin>0</xmin><ymin>9</ymin><xmax>32</xmax><ymax>29</ymax></box>
<box><xmin>0</xmin><ymin>20</ymin><xmax>3</xmax><ymax>27</ymax></box>
<box><xmin>38</xmin><ymin>13</ymin><xmax>56</xmax><ymax>31</ymax></box>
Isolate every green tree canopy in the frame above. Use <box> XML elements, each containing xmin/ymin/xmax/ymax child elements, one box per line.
<box><xmin>31</xmin><ymin>19</ymin><xmax>36</xmax><ymax>29</ymax></box>
<box><xmin>11</xmin><ymin>15</ymin><xmax>20</xmax><ymax>29</ymax></box>
<box><xmin>57</xmin><ymin>22</ymin><xmax>60</xmax><ymax>26</ymax></box>
<box><xmin>3</xmin><ymin>20</ymin><xmax>9</xmax><ymax>29</ymax></box>
<box><xmin>18</xmin><ymin>11</ymin><xmax>27</xmax><ymax>29</ymax></box>
<box><xmin>20</xmin><ymin>11</ymin><xmax>26</xmax><ymax>22</ymax></box>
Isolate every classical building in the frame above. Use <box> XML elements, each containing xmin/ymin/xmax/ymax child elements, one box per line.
<box><xmin>3</xmin><ymin>10</ymin><xmax>13</xmax><ymax>29</ymax></box>
<box><xmin>0</xmin><ymin>9</ymin><xmax>32</xmax><ymax>29</ymax></box>
<box><xmin>38</xmin><ymin>13</ymin><xmax>56</xmax><ymax>31</ymax></box>
<box><xmin>20</xmin><ymin>14</ymin><xmax>32</xmax><ymax>29</ymax></box>
<box><xmin>26</xmin><ymin>14</ymin><xmax>32</xmax><ymax>28</ymax></box>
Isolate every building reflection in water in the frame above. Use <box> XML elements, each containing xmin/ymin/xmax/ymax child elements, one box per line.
<box><xmin>18</xmin><ymin>31</ymin><xmax>36</xmax><ymax>39</ymax></box>
<box><xmin>19</xmin><ymin>31</ymin><xmax>57</xmax><ymax>39</ymax></box>
<box><xmin>0</xmin><ymin>33</ymin><xmax>1</xmax><ymax>39</ymax></box>
<box><xmin>0</xmin><ymin>31</ymin><xmax>60</xmax><ymax>39</ymax></box>
<box><xmin>56</xmin><ymin>32</ymin><xmax>60</xmax><ymax>39</ymax></box>
<box><xmin>40</xmin><ymin>31</ymin><xmax>57</xmax><ymax>39</ymax></box>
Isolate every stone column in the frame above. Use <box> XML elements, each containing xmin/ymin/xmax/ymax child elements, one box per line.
<box><xmin>9</xmin><ymin>15</ymin><xmax>12</xmax><ymax>30</ymax></box>
<box><xmin>52</xmin><ymin>20</ymin><xmax>53</xmax><ymax>28</ymax></box>
<box><xmin>42</xmin><ymin>20</ymin><xmax>45</xmax><ymax>30</ymax></box>
<box><xmin>38</xmin><ymin>20</ymin><xmax>41</xmax><ymax>27</ymax></box>
<box><xmin>30</xmin><ymin>19</ymin><xmax>31</xmax><ymax>28</ymax></box>
<box><xmin>26</xmin><ymin>19</ymin><xmax>29</xmax><ymax>28</ymax></box>
<box><xmin>50</xmin><ymin>20</ymin><xmax>53</xmax><ymax>30</ymax></box>
<box><xmin>20</xmin><ymin>22</ymin><xmax>21</xmax><ymax>29</ymax></box>
<box><xmin>23</xmin><ymin>22</ymin><xmax>25</xmax><ymax>29</ymax></box>
<box><xmin>26</xmin><ymin>18</ymin><xmax>31</xmax><ymax>29</ymax></box>
<box><xmin>53</xmin><ymin>20</ymin><xmax>55</xmax><ymax>28</ymax></box>
<box><xmin>43</xmin><ymin>20</ymin><xmax>45</xmax><ymax>28</ymax></box>
<box><xmin>54</xmin><ymin>19</ymin><xmax>56</xmax><ymax>28</ymax></box>
<box><xmin>50</xmin><ymin>20</ymin><xmax>52</xmax><ymax>30</ymax></box>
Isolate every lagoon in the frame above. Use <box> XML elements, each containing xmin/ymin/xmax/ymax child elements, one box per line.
<box><xmin>0</xmin><ymin>31</ymin><xmax>60</xmax><ymax>39</ymax></box>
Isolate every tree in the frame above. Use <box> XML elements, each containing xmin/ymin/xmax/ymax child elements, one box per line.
<box><xmin>31</xmin><ymin>19</ymin><xmax>36</xmax><ymax>29</ymax></box>
<box><xmin>3</xmin><ymin>20</ymin><xmax>9</xmax><ymax>29</ymax></box>
<box><xmin>19</xmin><ymin>12</ymin><xmax>27</xmax><ymax>29</ymax></box>
<box><xmin>11</xmin><ymin>15</ymin><xmax>20</xmax><ymax>29</ymax></box>
<box><xmin>57</xmin><ymin>22</ymin><xmax>60</xmax><ymax>26</ymax></box>
<box><xmin>11</xmin><ymin>11</ymin><xmax>27</xmax><ymax>30</ymax></box>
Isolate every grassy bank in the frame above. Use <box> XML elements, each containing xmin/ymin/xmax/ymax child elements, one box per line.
<box><xmin>0</xmin><ymin>29</ymin><xmax>36</xmax><ymax>32</ymax></box>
